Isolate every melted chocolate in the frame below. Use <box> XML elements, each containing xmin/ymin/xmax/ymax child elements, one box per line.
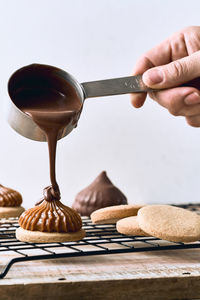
<box><xmin>11</xmin><ymin>64</ymin><xmax>83</xmax><ymax>232</ymax></box>
<box><xmin>0</xmin><ymin>184</ymin><xmax>22</xmax><ymax>207</ymax></box>
<box><xmin>72</xmin><ymin>171</ymin><xmax>128</xmax><ymax>216</ymax></box>
<box><xmin>19</xmin><ymin>197</ymin><xmax>82</xmax><ymax>232</ymax></box>
<box><xmin>15</xmin><ymin>84</ymin><xmax>82</xmax><ymax>201</ymax></box>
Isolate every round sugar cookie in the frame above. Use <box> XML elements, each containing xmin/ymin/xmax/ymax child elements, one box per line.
<box><xmin>117</xmin><ymin>216</ymin><xmax>149</xmax><ymax>236</ymax></box>
<box><xmin>138</xmin><ymin>205</ymin><xmax>200</xmax><ymax>243</ymax></box>
<box><xmin>0</xmin><ymin>206</ymin><xmax>25</xmax><ymax>218</ymax></box>
<box><xmin>16</xmin><ymin>227</ymin><xmax>85</xmax><ymax>243</ymax></box>
<box><xmin>91</xmin><ymin>204</ymin><xmax>144</xmax><ymax>224</ymax></box>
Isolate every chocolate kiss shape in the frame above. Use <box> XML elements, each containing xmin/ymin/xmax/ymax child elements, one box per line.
<box><xmin>19</xmin><ymin>200</ymin><xmax>82</xmax><ymax>233</ymax></box>
<box><xmin>0</xmin><ymin>184</ymin><xmax>22</xmax><ymax>207</ymax></box>
<box><xmin>72</xmin><ymin>171</ymin><xmax>127</xmax><ymax>216</ymax></box>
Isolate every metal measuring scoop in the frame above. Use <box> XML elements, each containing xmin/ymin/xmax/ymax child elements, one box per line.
<box><xmin>7</xmin><ymin>63</ymin><xmax>153</xmax><ymax>141</ymax></box>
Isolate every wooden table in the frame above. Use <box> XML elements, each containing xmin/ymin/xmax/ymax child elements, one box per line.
<box><xmin>0</xmin><ymin>248</ymin><xmax>200</xmax><ymax>300</ymax></box>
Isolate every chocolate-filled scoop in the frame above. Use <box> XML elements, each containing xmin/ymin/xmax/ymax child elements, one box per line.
<box><xmin>72</xmin><ymin>171</ymin><xmax>127</xmax><ymax>216</ymax></box>
<box><xmin>19</xmin><ymin>197</ymin><xmax>82</xmax><ymax>233</ymax></box>
<box><xmin>0</xmin><ymin>184</ymin><xmax>22</xmax><ymax>207</ymax></box>
<box><xmin>9</xmin><ymin>64</ymin><xmax>83</xmax><ymax>239</ymax></box>
<box><xmin>10</xmin><ymin>64</ymin><xmax>83</xmax><ymax>204</ymax></box>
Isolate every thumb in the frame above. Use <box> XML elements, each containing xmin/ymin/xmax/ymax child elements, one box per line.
<box><xmin>142</xmin><ymin>50</ymin><xmax>200</xmax><ymax>89</ymax></box>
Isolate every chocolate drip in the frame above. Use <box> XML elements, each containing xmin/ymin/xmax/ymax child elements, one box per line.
<box><xmin>0</xmin><ymin>184</ymin><xmax>22</xmax><ymax>207</ymax></box>
<box><xmin>19</xmin><ymin>200</ymin><xmax>82</xmax><ymax>232</ymax></box>
<box><xmin>14</xmin><ymin>86</ymin><xmax>82</xmax><ymax>199</ymax></box>
<box><xmin>10</xmin><ymin>64</ymin><xmax>83</xmax><ymax>233</ymax></box>
<box><xmin>43</xmin><ymin>185</ymin><xmax>61</xmax><ymax>202</ymax></box>
<box><xmin>35</xmin><ymin>185</ymin><xmax>60</xmax><ymax>206</ymax></box>
<box><xmin>72</xmin><ymin>171</ymin><xmax>128</xmax><ymax>216</ymax></box>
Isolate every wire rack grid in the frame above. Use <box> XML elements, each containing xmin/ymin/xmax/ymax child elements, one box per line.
<box><xmin>0</xmin><ymin>203</ymin><xmax>199</xmax><ymax>279</ymax></box>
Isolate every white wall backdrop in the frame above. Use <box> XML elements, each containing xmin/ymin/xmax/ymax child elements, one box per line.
<box><xmin>0</xmin><ymin>0</ymin><xmax>199</xmax><ymax>208</ymax></box>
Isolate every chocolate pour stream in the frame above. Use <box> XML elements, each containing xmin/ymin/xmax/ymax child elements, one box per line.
<box><xmin>16</xmin><ymin>87</ymin><xmax>82</xmax><ymax>199</ymax></box>
<box><xmin>15</xmin><ymin>84</ymin><xmax>82</xmax><ymax>232</ymax></box>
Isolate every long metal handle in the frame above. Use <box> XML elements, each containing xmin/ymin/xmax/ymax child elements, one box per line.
<box><xmin>81</xmin><ymin>75</ymin><xmax>200</xmax><ymax>99</ymax></box>
<box><xmin>81</xmin><ymin>75</ymin><xmax>151</xmax><ymax>98</ymax></box>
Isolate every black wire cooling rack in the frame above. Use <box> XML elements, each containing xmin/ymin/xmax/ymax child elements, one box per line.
<box><xmin>0</xmin><ymin>203</ymin><xmax>200</xmax><ymax>279</ymax></box>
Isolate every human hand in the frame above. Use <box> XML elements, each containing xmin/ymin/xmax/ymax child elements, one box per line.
<box><xmin>131</xmin><ymin>26</ymin><xmax>200</xmax><ymax>127</ymax></box>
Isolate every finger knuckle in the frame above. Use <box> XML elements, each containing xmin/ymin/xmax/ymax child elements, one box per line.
<box><xmin>168</xmin><ymin>107</ymin><xmax>180</xmax><ymax>116</ymax></box>
<box><xmin>168</xmin><ymin>99</ymin><xmax>180</xmax><ymax>116</ymax></box>
<box><xmin>186</xmin><ymin>117</ymin><xmax>200</xmax><ymax>127</ymax></box>
<box><xmin>168</xmin><ymin>60</ymin><xmax>186</xmax><ymax>79</ymax></box>
<box><xmin>184</xmin><ymin>26</ymin><xmax>194</xmax><ymax>32</ymax></box>
<box><xmin>170</xmin><ymin>33</ymin><xmax>186</xmax><ymax>55</ymax></box>
<box><xmin>186</xmin><ymin>25</ymin><xmax>200</xmax><ymax>34</ymax></box>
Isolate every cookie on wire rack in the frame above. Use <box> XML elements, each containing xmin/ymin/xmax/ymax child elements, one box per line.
<box><xmin>116</xmin><ymin>216</ymin><xmax>149</xmax><ymax>236</ymax></box>
<box><xmin>16</xmin><ymin>197</ymin><xmax>85</xmax><ymax>243</ymax></box>
<box><xmin>137</xmin><ymin>205</ymin><xmax>200</xmax><ymax>243</ymax></box>
<box><xmin>91</xmin><ymin>204</ymin><xmax>144</xmax><ymax>224</ymax></box>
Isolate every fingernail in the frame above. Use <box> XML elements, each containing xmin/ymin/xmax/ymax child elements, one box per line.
<box><xmin>184</xmin><ymin>92</ymin><xmax>200</xmax><ymax>105</ymax></box>
<box><xmin>143</xmin><ymin>69</ymin><xmax>163</xmax><ymax>86</ymax></box>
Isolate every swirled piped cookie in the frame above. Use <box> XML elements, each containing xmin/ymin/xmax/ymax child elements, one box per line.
<box><xmin>0</xmin><ymin>184</ymin><xmax>24</xmax><ymax>218</ymax></box>
<box><xmin>16</xmin><ymin>186</ymin><xmax>85</xmax><ymax>243</ymax></box>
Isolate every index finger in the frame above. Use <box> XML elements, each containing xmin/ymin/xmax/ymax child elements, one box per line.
<box><xmin>131</xmin><ymin>30</ymin><xmax>188</xmax><ymax>108</ymax></box>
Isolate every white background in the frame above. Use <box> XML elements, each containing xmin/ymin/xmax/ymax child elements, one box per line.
<box><xmin>0</xmin><ymin>0</ymin><xmax>199</xmax><ymax>208</ymax></box>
